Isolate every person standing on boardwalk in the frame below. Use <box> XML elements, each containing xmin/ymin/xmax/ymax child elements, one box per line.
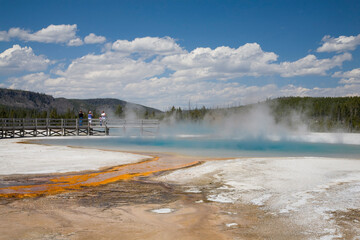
<box><xmin>100</xmin><ymin>111</ymin><xmax>106</xmax><ymax>126</ymax></box>
<box><xmin>88</xmin><ymin>111</ymin><xmax>93</xmax><ymax>126</ymax></box>
<box><xmin>78</xmin><ymin>110</ymin><xmax>84</xmax><ymax>126</ymax></box>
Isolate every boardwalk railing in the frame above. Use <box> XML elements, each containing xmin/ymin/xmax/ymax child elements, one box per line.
<box><xmin>0</xmin><ymin>118</ymin><xmax>160</xmax><ymax>139</ymax></box>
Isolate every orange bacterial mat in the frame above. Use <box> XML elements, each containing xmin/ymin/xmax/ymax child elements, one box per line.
<box><xmin>0</xmin><ymin>155</ymin><xmax>200</xmax><ymax>198</ymax></box>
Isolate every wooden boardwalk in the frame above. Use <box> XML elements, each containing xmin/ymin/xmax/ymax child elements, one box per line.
<box><xmin>0</xmin><ymin>118</ymin><xmax>159</xmax><ymax>139</ymax></box>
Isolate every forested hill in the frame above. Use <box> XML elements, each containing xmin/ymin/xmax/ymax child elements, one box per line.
<box><xmin>267</xmin><ymin>97</ymin><xmax>360</xmax><ymax>132</ymax></box>
<box><xmin>0</xmin><ymin>88</ymin><xmax>161</xmax><ymax>118</ymax></box>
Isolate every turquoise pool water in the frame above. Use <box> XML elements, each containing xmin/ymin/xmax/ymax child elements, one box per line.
<box><xmin>34</xmin><ymin>134</ymin><xmax>360</xmax><ymax>158</ymax></box>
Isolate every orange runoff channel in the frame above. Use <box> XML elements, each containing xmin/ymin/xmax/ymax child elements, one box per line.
<box><xmin>0</xmin><ymin>156</ymin><xmax>201</xmax><ymax>198</ymax></box>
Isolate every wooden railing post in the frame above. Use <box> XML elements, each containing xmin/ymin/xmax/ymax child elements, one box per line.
<box><xmin>46</xmin><ymin>118</ymin><xmax>49</xmax><ymax>136</ymax></box>
<box><xmin>12</xmin><ymin>118</ymin><xmax>15</xmax><ymax>138</ymax></box>
<box><xmin>61</xmin><ymin>119</ymin><xmax>64</xmax><ymax>136</ymax></box>
<box><xmin>35</xmin><ymin>118</ymin><xmax>38</xmax><ymax>137</ymax></box>
<box><xmin>87</xmin><ymin>120</ymin><xmax>90</xmax><ymax>136</ymax></box>
<box><xmin>1</xmin><ymin>119</ymin><xmax>3</xmax><ymax>138</ymax></box>
<box><xmin>106</xmin><ymin>120</ymin><xmax>110</xmax><ymax>136</ymax></box>
<box><xmin>22</xmin><ymin>118</ymin><xmax>25</xmax><ymax>137</ymax></box>
<box><xmin>76</xmin><ymin>118</ymin><xmax>79</xmax><ymax>136</ymax></box>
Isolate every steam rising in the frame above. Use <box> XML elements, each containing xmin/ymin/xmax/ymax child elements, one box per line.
<box><xmin>159</xmin><ymin>104</ymin><xmax>308</xmax><ymax>141</ymax></box>
<box><xmin>103</xmin><ymin>101</ymin><xmax>360</xmax><ymax>147</ymax></box>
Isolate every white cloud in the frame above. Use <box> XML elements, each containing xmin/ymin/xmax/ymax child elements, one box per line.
<box><xmin>67</xmin><ymin>38</ymin><xmax>84</xmax><ymax>46</ymax></box>
<box><xmin>317</xmin><ymin>34</ymin><xmax>360</xmax><ymax>53</ymax></box>
<box><xmin>1</xmin><ymin>24</ymin><xmax>82</xmax><ymax>46</ymax></box>
<box><xmin>112</xmin><ymin>36</ymin><xmax>184</xmax><ymax>56</ymax></box>
<box><xmin>8</xmin><ymin>51</ymin><xmax>165</xmax><ymax>98</ymax></box>
<box><xmin>0</xmin><ymin>31</ymin><xmax>10</xmax><ymax>41</ymax></box>
<box><xmin>0</xmin><ymin>45</ymin><xmax>50</xmax><ymax>75</ymax></box>
<box><xmin>56</xmin><ymin>51</ymin><xmax>165</xmax><ymax>82</ymax></box>
<box><xmin>162</xmin><ymin>43</ymin><xmax>350</xmax><ymax>80</ymax></box>
<box><xmin>122</xmin><ymin>77</ymin><xmax>279</xmax><ymax>108</ymax></box>
<box><xmin>9</xmin><ymin>67</ymin><xmax>360</xmax><ymax>109</ymax></box>
<box><xmin>8</xmin><ymin>72</ymin><xmax>69</xmax><ymax>96</ymax></box>
<box><xmin>333</xmin><ymin>68</ymin><xmax>360</xmax><ymax>84</ymax></box>
<box><xmin>279</xmin><ymin>53</ymin><xmax>352</xmax><ymax>77</ymax></box>
<box><xmin>162</xmin><ymin>43</ymin><xmax>278</xmax><ymax>80</ymax></box>
<box><xmin>84</xmin><ymin>33</ymin><xmax>106</xmax><ymax>44</ymax></box>
<box><xmin>3</xmin><ymin>36</ymin><xmax>357</xmax><ymax>109</ymax></box>
<box><xmin>8</xmin><ymin>72</ymin><xmax>49</xmax><ymax>89</ymax></box>
<box><xmin>120</xmin><ymin>75</ymin><xmax>360</xmax><ymax>108</ymax></box>
<box><xmin>282</xmin><ymin>84</ymin><xmax>360</xmax><ymax>98</ymax></box>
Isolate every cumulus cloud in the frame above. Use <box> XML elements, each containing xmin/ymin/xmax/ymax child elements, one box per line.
<box><xmin>0</xmin><ymin>45</ymin><xmax>50</xmax><ymax>75</ymax></box>
<box><xmin>317</xmin><ymin>34</ymin><xmax>360</xmax><ymax>53</ymax></box>
<box><xmin>9</xmin><ymin>67</ymin><xmax>360</xmax><ymax>109</ymax></box>
<box><xmin>279</xmin><ymin>53</ymin><xmax>352</xmax><ymax>77</ymax></box>
<box><xmin>162</xmin><ymin>43</ymin><xmax>351</xmax><ymax>80</ymax></box>
<box><xmin>84</xmin><ymin>33</ymin><xmax>106</xmax><ymax>44</ymax></box>
<box><xmin>161</xmin><ymin>43</ymin><xmax>279</xmax><ymax>80</ymax></box>
<box><xmin>122</xmin><ymin>77</ymin><xmax>280</xmax><ymax>108</ymax></box>
<box><xmin>112</xmin><ymin>36</ymin><xmax>184</xmax><ymax>56</ymax></box>
<box><xmin>333</xmin><ymin>68</ymin><xmax>360</xmax><ymax>84</ymax></box>
<box><xmin>0</xmin><ymin>31</ymin><xmax>10</xmax><ymax>41</ymax></box>
<box><xmin>7</xmin><ymin>72</ymin><xmax>70</xmax><ymax>96</ymax></box>
<box><xmin>3</xmin><ymin>35</ymin><xmax>357</xmax><ymax>109</ymax></box>
<box><xmin>1</xmin><ymin>24</ymin><xmax>110</xmax><ymax>46</ymax></box>
<box><xmin>55</xmin><ymin>51</ymin><xmax>165</xmax><ymax>82</ymax></box>
<box><xmin>161</xmin><ymin>43</ymin><xmax>352</xmax><ymax>80</ymax></box>
<box><xmin>7</xmin><ymin>51</ymin><xmax>166</xmax><ymax>98</ymax></box>
<box><xmin>67</xmin><ymin>38</ymin><xmax>84</xmax><ymax>46</ymax></box>
<box><xmin>1</xmin><ymin>24</ymin><xmax>83</xmax><ymax>46</ymax></box>
<box><xmin>8</xmin><ymin>72</ymin><xmax>49</xmax><ymax>89</ymax></box>
<box><xmin>282</xmin><ymin>84</ymin><xmax>360</xmax><ymax>98</ymax></box>
<box><xmin>118</xmin><ymin>76</ymin><xmax>360</xmax><ymax>108</ymax></box>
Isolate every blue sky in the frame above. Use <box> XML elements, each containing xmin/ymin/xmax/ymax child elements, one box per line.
<box><xmin>1</xmin><ymin>0</ymin><xmax>360</xmax><ymax>110</ymax></box>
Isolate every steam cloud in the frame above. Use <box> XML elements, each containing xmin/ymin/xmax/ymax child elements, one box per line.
<box><xmin>159</xmin><ymin>103</ymin><xmax>309</xmax><ymax>141</ymax></box>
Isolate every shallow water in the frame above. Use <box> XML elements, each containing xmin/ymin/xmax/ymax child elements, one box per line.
<box><xmin>34</xmin><ymin>132</ymin><xmax>360</xmax><ymax>158</ymax></box>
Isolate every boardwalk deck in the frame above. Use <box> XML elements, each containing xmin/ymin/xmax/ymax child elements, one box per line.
<box><xmin>0</xmin><ymin>118</ymin><xmax>159</xmax><ymax>139</ymax></box>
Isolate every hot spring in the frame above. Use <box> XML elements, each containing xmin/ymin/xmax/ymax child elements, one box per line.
<box><xmin>33</xmin><ymin>131</ymin><xmax>360</xmax><ymax>158</ymax></box>
<box><xmin>31</xmin><ymin>129</ymin><xmax>360</xmax><ymax>239</ymax></box>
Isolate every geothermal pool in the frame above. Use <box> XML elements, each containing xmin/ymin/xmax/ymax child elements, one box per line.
<box><xmin>3</xmin><ymin>131</ymin><xmax>360</xmax><ymax>239</ymax></box>
<box><xmin>32</xmin><ymin>132</ymin><xmax>360</xmax><ymax>239</ymax></box>
<box><xmin>33</xmin><ymin>131</ymin><xmax>360</xmax><ymax>158</ymax></box>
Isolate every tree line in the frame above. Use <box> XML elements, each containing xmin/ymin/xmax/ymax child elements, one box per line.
<box><xmin>163</xmin><ymin>97</ymin><xmax>360</xmax><ymax>132</ymax></box>
<box><xmin>267</xmin><ymin>97</ymin><xmax>360</xmax><ymax>132</ymax></box>
<box><xmin>0</xmin><ymin>104</ymin><xmax>157</xmax><ymax>120</ymax></box>
<box><xmin>2</xmin><ymin>96</ymin><xmax>360</xmax><ymax>132</ymax></box>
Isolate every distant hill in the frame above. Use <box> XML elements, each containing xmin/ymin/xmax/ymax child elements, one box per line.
<box><xmin>0</xmin><ymin>88</ymin><xmax>162</xmax><ymax>118</ymax></box>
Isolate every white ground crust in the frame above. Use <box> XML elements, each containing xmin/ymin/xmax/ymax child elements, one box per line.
<box><xmin>157</xmin><ymin>155</ymin><xmax>360</xmax><ymax>239</ymax></box>
<box><xmin>0</xmin><ymin>138</ymin><xmax>150</xmax><ymax>175</ymax></box>
<box><xmin>150</xmin><ymin>208</ymin><xmax>174</xmax><ymax>214</ymax></box>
